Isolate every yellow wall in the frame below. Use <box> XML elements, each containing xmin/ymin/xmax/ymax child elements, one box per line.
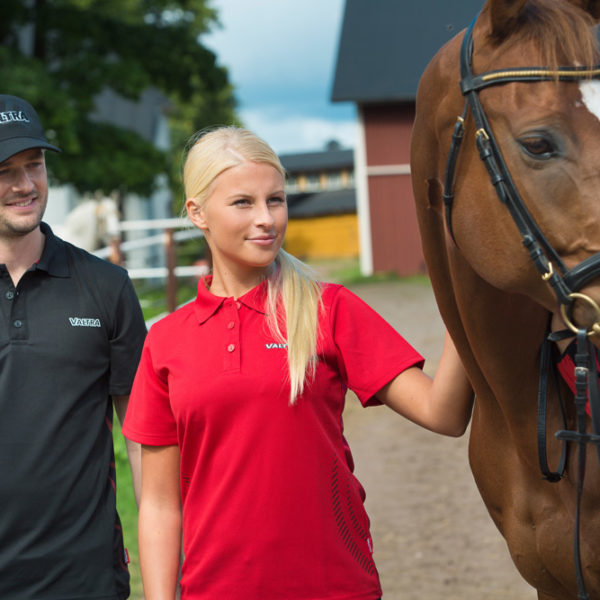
<box><xmin>284</xmin><ymin>214</ymin><xmax>359</xmax><ymax>259</ymax></box>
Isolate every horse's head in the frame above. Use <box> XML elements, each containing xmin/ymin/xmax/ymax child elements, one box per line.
<box><xmin>413</xmin><ymin>6</ymin><xmax>600</xmax><ymax>596</ymax></box>
<box><xmin>412</xmin><ymin>0</ymin><xmax>600</xmax><ymax>340</ymax></box>
<box><xmin>96</xmin><ymin>196</ymin><xmax>120</xmax><ymax>244</ymax></box>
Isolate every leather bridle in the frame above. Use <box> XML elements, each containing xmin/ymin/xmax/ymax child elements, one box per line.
<box><xmin>442</xmin><ymin>14</ymin><xmax>600</xmax><ymax>600</ymax></box>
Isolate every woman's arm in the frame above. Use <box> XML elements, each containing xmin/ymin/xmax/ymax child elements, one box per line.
<box><xmin>138</xmin><ymin>444</ymin><xmax>182</xmax><ymax>600</ymax></box>
<box><xmin>376</xmin><ymin>330</ymin><xmax>474</xmax><ymax>437</ymax></box>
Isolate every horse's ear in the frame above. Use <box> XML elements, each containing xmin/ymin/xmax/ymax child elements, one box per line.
<box><xmin>487</xmin><ymin>0</ymin><xmax>528</xmax><ymax>38</ymax></box>
<box><xmin>568</xmin><ymin>0</ymin><xmax>600</xmax><ymax>21</ymax></box>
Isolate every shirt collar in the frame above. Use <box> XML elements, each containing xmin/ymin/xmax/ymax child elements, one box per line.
<box><xmin>35</xmin><ymin>222</ymin><xmax>70</xmax><ymax>277</ymax></box>
<box><xmin>193</xmin><ymin>275</ymin><xmax>268</xmax><ymax>324</ymax></box>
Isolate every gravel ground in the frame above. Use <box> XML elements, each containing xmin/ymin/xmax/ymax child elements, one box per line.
<box><xmin>341</xmin><ymin>278</ymin><xmax>537</xmax><ymax>600</ymax></box>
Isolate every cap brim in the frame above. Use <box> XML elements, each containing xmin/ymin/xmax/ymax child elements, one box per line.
<box><xmin>0</xmin><ymin>137</ymin><xmax>61</xmax><ymax>164</ymax></box>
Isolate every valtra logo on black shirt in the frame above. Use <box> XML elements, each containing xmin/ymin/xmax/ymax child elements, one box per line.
<box><xmin>69</xmin><ymin>317</ymin><xmax>101</xmax><ymax>327</ymax></box>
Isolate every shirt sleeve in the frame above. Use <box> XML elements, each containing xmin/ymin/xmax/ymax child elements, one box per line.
<box><xmin>108</xmin><ymin>276</ymin><xmax>147</xmax><ymax>396</ymax></box>
<box><xmin>324</xmin><ymin>285</ymin><xmax>424</xmax><ymax>406</ymax></box>
<box><xmin>122</xmin><ymin>327</ymin><xmax>178</xmax><ymax>445</ymax></box>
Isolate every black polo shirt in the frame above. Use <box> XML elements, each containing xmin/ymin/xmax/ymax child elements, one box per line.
<box><xmin>0</xmin><ymin>223</ymin><xmax>146</xmax><ymax>599</ymax></box>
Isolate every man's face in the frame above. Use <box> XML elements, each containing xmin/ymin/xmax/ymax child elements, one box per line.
<box><xmin>0</xmin><ymin>148</ymin><xmax>48</xmax><ymax>238</ymax></box>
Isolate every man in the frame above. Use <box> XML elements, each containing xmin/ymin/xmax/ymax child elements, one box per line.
<box><xmin>0</xmin><ymin>94</ymin><xmax>146</xmax><ymax>599</ymax></box>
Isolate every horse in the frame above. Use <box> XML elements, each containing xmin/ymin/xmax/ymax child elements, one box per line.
<box><xmin>57</xmin><ymin>193</ymin><xmax>122</xmax><ymax>262</ymax></box>
<box><xmin>410</xmin><ymin>1</ymin><xmax>600</xmax><ymax>598</ymax></box>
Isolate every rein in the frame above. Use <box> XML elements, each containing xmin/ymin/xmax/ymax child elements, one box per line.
<box><xmin>443</xmin><ymin>15</ymin><xmax>600</xmax><ymax>599</ymax></box>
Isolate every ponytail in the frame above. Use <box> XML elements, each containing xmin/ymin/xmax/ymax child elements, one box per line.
<box><xmin>265</xmin><ymin>249</ymin><xmax>323</xmax><ymax>404</ymax></box>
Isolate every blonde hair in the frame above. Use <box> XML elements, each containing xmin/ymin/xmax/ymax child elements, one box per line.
<box><xmin>183</xmin><ymin>126</ymin><xmax>323</xmax><ymax>403</ymax></box>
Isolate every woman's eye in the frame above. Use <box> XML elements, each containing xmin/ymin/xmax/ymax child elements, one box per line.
<box><xmin>519</xmin><ymin>136</ymin><xmax>557</xmax><ymax>159</ymax></box>
<box><xmin>269</xmin><ymin>196</ymin><xmax>285</xmax><ymax>204</ymax></box>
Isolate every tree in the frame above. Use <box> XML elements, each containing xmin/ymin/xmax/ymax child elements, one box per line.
<box><xmin>0</xmin><ymin>0</ymin><xmax>239</xmax><ymax>197</ymax></box>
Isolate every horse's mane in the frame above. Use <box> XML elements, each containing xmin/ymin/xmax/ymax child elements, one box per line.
<box><xmin>488</xmin><ymin>0</ymin><xmax>600</xmax><ymax>69</ymax></box>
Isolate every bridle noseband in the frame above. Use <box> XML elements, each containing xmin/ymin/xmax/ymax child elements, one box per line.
<box><xmin>442</xmin><ymin>15</ymin><xmax>600</xmax><ymax>600</ymax></box>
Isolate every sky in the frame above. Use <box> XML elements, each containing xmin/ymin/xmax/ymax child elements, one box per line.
<box><xmin>201</xmin><ymin>0</ymin><xmax>357</xmax><ymax>156</ymax></box>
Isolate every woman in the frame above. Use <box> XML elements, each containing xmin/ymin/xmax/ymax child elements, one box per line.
<box><xmin>123</xmin><ymin>127</ymin><xmax>474</xmax><ymax>600</ymax></box>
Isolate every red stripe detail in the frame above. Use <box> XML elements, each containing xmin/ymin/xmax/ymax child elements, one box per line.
<box><xmin>557</xmin><ymin>354</ymin><xmax>592</xmax><ymax>416</ymax></box>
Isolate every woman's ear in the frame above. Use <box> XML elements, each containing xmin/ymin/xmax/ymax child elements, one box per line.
<box><xmin>186</xmin><ymin>198</ymin><xmax>208</xmax><ymax>230</ymax></box>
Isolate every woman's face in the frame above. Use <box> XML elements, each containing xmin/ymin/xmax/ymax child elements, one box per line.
<box><xmin>187</xmin><ymin>160</ymin><xmax>287</xmax><ymax>278</ymax></box>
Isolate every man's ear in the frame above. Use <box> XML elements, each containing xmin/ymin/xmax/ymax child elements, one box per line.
<box><xmin>186</xmin><ymin>198</ymin><xmax>208</xmax><ymax>230</ymax></box>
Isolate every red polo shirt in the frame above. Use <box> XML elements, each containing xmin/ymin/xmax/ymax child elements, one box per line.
<box><xmin>124</xmin><ymin>279</ymin><xmax>423</xmax><ymax>600</ymax></box>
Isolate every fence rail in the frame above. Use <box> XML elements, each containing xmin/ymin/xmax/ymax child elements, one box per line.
<box><xmin>93</xmin><ymin>217</ymin><xmax>207</xmax><ymax>313</ymax></box>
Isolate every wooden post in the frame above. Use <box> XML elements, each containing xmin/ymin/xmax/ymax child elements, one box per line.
<box><xmin>108</xmin><ymin>237</ymin><xmax>123</xmax><ymax>266</ymax></box>
<box><xmin>165</xmin><ymin>228</ymin><xmax>177</xmax><ymax>313</ymax></box>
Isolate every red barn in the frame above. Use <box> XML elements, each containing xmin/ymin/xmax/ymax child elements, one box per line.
<box><xmin>331</xmin><ymin>0</ymin><xmax>484</xmax><ymax>276</ymax></box>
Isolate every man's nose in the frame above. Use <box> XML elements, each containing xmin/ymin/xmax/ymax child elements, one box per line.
<box><xmin>12</xmin><ymin>168</ymin><xmax>35</xmax><ymax>192</ymax></box>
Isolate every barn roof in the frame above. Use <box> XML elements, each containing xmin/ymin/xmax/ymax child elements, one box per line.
<box><xmin>331</xmin><ymin>0</ymin><xmax>485</xmax><ymax>103</ymax></box>
<box><xmin>280</xmin><ymin>147</ymin><xmax>354</xmax><ymax>173</ymax></box>
<box><xmin>287</xmin><ymin>189</ymin><xmax>356</xmax><ymax>219</ymax></box>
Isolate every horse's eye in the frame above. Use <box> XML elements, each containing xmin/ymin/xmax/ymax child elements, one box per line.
<box><xmin>519</xmin><ymin>136</ymin><xmax>556</xmax><ymax>159</ymax></box>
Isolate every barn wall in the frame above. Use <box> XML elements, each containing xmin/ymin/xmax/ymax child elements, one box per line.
<box><xmin>362</xmin><ymin>103</ymin><xmax>426</xmax><ymax>275</ymax></box>
<box><xmin>285</xmin><ymin>214</ymin><xmax>359</xmax><ymax>260</ymax></box>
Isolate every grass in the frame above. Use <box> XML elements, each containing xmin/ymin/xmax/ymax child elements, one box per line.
<box><xmin>113</xmin><ymin>417</ymin><xmax>144</xmax><ymax>600</ymax></box>
<box><xmin>306</xmin><ymin>256</ymin><xmax>430</xmax><ymax>287</ymax></box>
<box><xmin>135</xmin><ymin>279</ymin><xmax>198</xmax><ymax>321</ymax></box>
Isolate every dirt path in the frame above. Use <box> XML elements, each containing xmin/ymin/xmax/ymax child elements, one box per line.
<box><xmin>342</xmin><ymin>279</ymin><xmax>537</xmax><ymax>600</ymax></box>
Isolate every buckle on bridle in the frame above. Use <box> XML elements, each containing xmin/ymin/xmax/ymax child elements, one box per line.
<box><xmin>560</xmin><ymin>292</ymin><xmax>600</xmax><ymax>337</ymax></box>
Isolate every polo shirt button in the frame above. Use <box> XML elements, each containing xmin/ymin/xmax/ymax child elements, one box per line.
<box><xmin>227</xmin><ymin>343</ymin><xmax>235</xmax><ymax>352</ymax></box>
<box><xmin>5</xmin><ymin>291</ymin><xmax>14</xmax><ymax>300</ymax></box>
<box><xmin>227</xmin><ymin>321</ymin><xmax>235</xmax><ymax>329</ymax></box>
<box><xmin>235</xmin><ymin>302</ymin><xmax>241</xmax><ymax>310</ymax></box>
<box><xmin>13</xmin><ymin>319</ymin><xmax>23</xmax><ymax>328</ymax></box>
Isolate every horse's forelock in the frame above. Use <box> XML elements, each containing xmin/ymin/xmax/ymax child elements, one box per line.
<box><xmin>489</xmin><ymin>0</ymin><xmax>600</xmax><ymax>69</ymax></box>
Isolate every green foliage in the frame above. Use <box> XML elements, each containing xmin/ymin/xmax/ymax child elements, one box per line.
<box><xmin>0</xmin><ymin>0</ymin><xmax>239</xmax><ymax>198</ymax></box>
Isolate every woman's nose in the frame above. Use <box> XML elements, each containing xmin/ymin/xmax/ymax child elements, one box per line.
<box><xmin>254</xmin><ymin>201</ymin><xmax>275</xmax><ymax>226</ymax></box>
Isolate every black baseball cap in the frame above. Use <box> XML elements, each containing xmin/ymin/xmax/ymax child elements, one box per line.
<box><xmin>0</xmin><ymin>95</ymin><xmax>61</xmax><ymax>163</ymax></box>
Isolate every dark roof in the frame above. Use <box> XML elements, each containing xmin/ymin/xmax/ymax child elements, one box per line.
<box><xmin>287</xmin><ymin>188</ymin><xmax>356</xmax><ymax>219</ymax></box>
<box><xmin>331</xmin><ymin>0</ymin><xmax>484</xmax><ymax>103</ymax></box>
<box><xmin>280</xmin><ymin>148</ymin><xmax>354</xmax><ymax>173</ymax></box>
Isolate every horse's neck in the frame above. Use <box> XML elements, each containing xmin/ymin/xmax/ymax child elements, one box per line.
<box><xmin>446</xmin><ymin>261</ymin><xmax>549</xmax><ymax>422</ymax></box>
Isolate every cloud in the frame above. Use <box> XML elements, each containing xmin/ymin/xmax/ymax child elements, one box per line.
<box><xmin>202</xmin><ymin>0</ymin><xmax>354</xmax><ymax>154</ymax></box>
<box><xmin>205</xmin><ymin>0</ymin><xmax>345</xmax><ymax>86</ymax></box>
<box><xmin>240</xmin><ymin>108</ymin><xmax>357</xmax><ymax>155</ymax></box>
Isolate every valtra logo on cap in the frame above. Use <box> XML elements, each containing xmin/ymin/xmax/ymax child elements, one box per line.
<box><xmin>0</xmin><ymin>110</ymin><xmax>31</xmax><ymax>124</ymax></box>
<box><xmin>0</xmin><ymin>94</ymin><xmax>61</xmax><ymax>164</ymax></box>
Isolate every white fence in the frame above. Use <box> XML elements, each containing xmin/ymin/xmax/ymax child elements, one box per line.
<box><xmin>93</xmin><ymin>217</ymin><xmax>208</xmax><ymax>312</ymax></box>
